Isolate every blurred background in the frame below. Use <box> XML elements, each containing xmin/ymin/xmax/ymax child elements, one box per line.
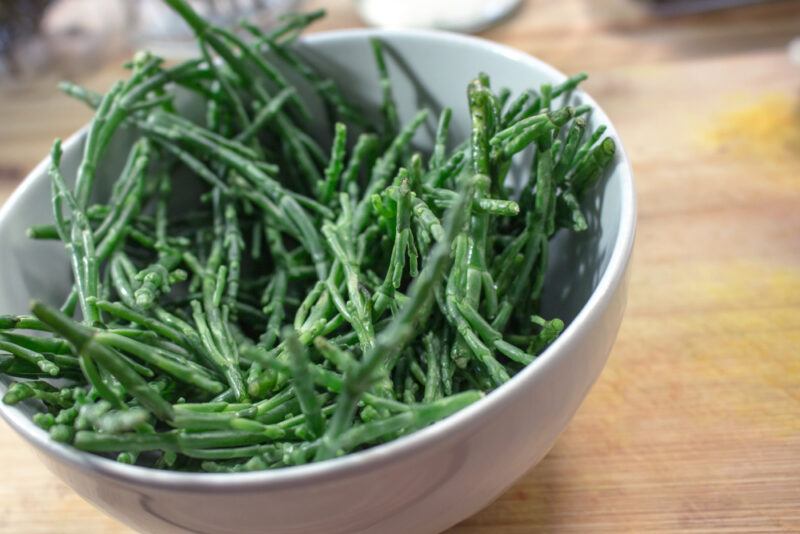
<box><xmin>1</xmin><ymin>0</ymin><xmax>798</xmax><ymax>79</ymax></box>
<box><xmin>0</xmin><ymin>1</ymin><xmax>798</xmax><ymax>532</ymax></box>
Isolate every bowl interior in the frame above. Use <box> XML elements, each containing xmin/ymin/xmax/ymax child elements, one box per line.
<box><xmin>0</xmin><ymin>30</ymin><xmax>629</xmax><ymax>460</ymax></box>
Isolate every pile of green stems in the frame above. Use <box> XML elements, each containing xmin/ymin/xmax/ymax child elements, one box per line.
<box><xmin>0</xmin><ymin>0</ymin><xmax>616</xmax><ymax>472</ymax></box>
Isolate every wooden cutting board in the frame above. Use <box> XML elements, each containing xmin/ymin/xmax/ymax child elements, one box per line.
<box><xmin>0</xmin><ymin>0</ymin><xmax>799</xmax><ymax>532</ymax></box>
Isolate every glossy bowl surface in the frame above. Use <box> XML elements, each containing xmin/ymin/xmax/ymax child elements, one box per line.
<box><xmin>0</xmin><ymin>28</ymin><xmax>635</xmax><ymax>534</ymax></box>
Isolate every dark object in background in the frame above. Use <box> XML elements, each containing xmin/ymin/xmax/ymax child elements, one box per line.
<box><xmin>0</xmin><ymin>1</ymin><xmax>299</xmax><ymax>79</ymax></box>
<box><xmin>643</xmin><ymin>0</ymin><xmax>778</xmax><ymax>16</ymax></box>
<box><xmin>0</xmin><ymin>0</ymin><xmax>53</xmax><ymax>74</ymax></box>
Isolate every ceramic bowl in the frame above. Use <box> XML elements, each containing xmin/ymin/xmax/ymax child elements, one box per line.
<box><xmin>0</xmin><ymin>28</ymin><xmax>635</xmax><ymax>534</ymax></box>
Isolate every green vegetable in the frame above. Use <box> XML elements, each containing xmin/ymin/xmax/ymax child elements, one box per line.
<box><xmin>0</xmin><ymin>3</ymin><xmax>615</xmax><ymax>472</ymax></box>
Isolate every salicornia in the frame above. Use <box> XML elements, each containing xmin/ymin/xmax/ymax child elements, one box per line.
<box><xmin>0</xmin><ymin>1</ymin><xmax>615</xmax><ymax>472</ymax></box>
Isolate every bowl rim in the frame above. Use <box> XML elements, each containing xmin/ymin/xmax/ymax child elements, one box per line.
<box><xmin>0</xmin><ymin>26</ymin><xmax>636</xmax><ymax>491</ymax></box>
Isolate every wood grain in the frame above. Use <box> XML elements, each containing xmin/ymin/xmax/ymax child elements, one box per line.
<box><xmin>1</xmin><ymin>0</ymin><xmax>799</xmax><ymax>532</ymax></box>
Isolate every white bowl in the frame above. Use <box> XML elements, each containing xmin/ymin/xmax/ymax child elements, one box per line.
<box><xmin>0</xmin><ymin>28</ymin><xmax>635</xmax><ymax>534</ymax></box>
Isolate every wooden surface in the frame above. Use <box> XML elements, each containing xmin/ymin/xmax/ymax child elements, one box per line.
<box><xmin>1</xmin><ymin>0</ymin><xmax>800</xmax><ymax>532</ymax></box>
